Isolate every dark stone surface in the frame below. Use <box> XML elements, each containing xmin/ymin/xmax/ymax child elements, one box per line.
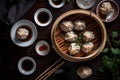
<box><xmin>0</xmin><ymin>0</ymin><xmax>120</xmax><ymax>80</ymax></box>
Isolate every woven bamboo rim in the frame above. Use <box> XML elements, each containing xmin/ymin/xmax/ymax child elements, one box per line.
<box><xmin>51</xmin><ymin>9</ymin><xmax>107</xmax><ymax>62</ymax></box>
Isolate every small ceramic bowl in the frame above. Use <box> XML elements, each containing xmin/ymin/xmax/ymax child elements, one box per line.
<box><xmin>48</xmin><ymin>0</ymin><xmax>65</xmax><ymax>8</ymax></box>
<box><xmin>10</xmin><ymin>19</ymin><xmax>37</xmax><ymax>47</ymax></box>
<box><xmin>96</xmin><ymin>0</ymin><xmax>119</xmax><ymax>22</ymax></box>
<box><xmin>76</xmin><ymin>0</ymin><xmax>96</xmax><ymax>9</ymax></box>
<box><xmin>18</xmin><ymin>56</ymin><xmax>36</xmax><ymax>75</ymax></box>
<box><xmin>34</xmin><ymin>8</ymin><xmax>52</xmax><ymax>27</ymax></box>
<box><xmin>35</xmin><ymin>40</ymin><xmax>50</xmax><ymax>56</ymax></box>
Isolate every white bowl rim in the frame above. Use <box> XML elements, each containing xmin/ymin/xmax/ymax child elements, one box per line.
<box><xmin>10</xmin><ymin>19</ymin><xmax>38</xmax><ymax>47</ymax></box>
<box><xmin>17</xmin><ymin>56</ymin><xmax>36</xmax><ymax>75</ymax></box>
<box><xmin>76</xmin><ymin>0</ymin><xmax>96</xmax><ymax>9</ymax></box>
<box><xmin>96</xmin><ymin>0</ymin><xmax>119</xmax><ymax>22</ymax></box>
<box><xmin>35</xmin><ymin>40</ymin><xmax>50</xmax><ymax>56</ymax></box>
<box><xmin>48</xmin><ymin>0</ymin><xmax>65</xmax><ymax>8</ymax></box>
<box><xmin>34</xmin><ymin>8</ymin><xmax>52</xmax><ymax>27</ymax></box>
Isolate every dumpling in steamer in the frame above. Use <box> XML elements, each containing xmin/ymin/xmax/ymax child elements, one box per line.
<box><xmin>83</xmin><ymin>31</ymin><xmax>95</xmax><ymax>42</ymax></box>
<box><xmin>65</xmin><ymin>31</ymin><xmax>77</xmax><ymax>42</ymax></box>
<box><xmin>74</xmin><ymin>20</ymin><xmax>86</xmax><ymax>31</ymax></box>
<box><xmin>82</xmin><ymin>42</ymin><xmax>94</xmax><ymax>53</ymax></box>
<box><xmin>68</xmin><ymin>43</ymin><xmax>80</xmax><ymax>55</ymax></box>
<box><xmin>60</xmin><ymin>21</ymin><xmax>74</xmax><ymax>32</ymax></box>
<box><xmin>100</xmin><ymin>2</ymin><xmax>113</xmax><ymax>15</ymax></box>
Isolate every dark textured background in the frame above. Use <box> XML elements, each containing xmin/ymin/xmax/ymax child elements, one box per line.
<box><xmin>0</xmin><ymin>0</ymin><xmax>120</xmax><ymax>80</ymax></box>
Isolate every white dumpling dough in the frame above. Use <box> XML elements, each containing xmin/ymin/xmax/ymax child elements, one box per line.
<box><xmin>100</xmin><ymin>2</ymin><xmax>113</xmax><ymax>15</ymax></box>
<box><xmin>68</xmin><ymin>43</ymin><xmax>80</xmax><ymax>55</ymax></box>
<box><xmin>60</xmin><ymin>21</ymin><xmax>74</xmax><ymax>32</ymax></box>
<box><xmin>16</xmin><ymin>28</ymin><xmax>29</xmax><ymax>40</ymax></box>
<box><xmin>82</xmin><ymin>42</ymin><xmax>94</xmax><ymax>53</ymax></box>
<box><xmin>74</xmin><ymin>20</ymin><xmax>86</xmax><ymax>31</ymax></box>
<box><xmin>83</xmin><ymin>31</ymin><xmax>95</xmax><ymax>42</ymax></box>
<box><xmin>65</xmin><ymin>31</ymin><xmax>77</xmax><ymax>42</ymax></box>
<box><xmin>76</xmin><ymin>66</ymin><xmax>92</xmax><ymax>79</ymax></box>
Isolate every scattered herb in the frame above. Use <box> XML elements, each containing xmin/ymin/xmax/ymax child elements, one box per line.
<box><xmin>78</xmin><ymin>33</ymin><xmax>83</xmax><ymax>41</ymax></box>
<box><xmin>99</xmin><ymin>31</ymin><xmax>120</xmax><ymax>80</ymax></box>
<box><xmin>75</xmin><ymin>33</ymin><xmax>83</xmax><ymax>46</ymax></box>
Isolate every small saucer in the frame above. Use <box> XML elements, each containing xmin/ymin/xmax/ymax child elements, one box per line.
<box><xmin>35</xmin><ymin>40</ymin><xmax>50</xmax><ymax>56</ymax></box>
<box><xmin>96</xmin><ymin>0</ymin><xmax>119</xmax><ymax>22</ymax></box>
<box><xmin>18</xmin><ymin>56</ymin><xmax>36</xmax><ymax>75</ymax></box>
<box><xmin>48</xmin><ymin>0</ymin><xmax>65</xmax><ymax>8</ymax></box>
<box><xmin>34</xmin><ymin>8</ymin><xmax>52</xmax><ymax>27</ymax></box>
<box><xmin>76</xmin><ymin>0</ymin><xmax>96</xmax><ymax>9</ymax></box>
<box><xmin>10</xmin><ymin>19</ymin><xmax>37</xmax><ymax>47</ymax></box>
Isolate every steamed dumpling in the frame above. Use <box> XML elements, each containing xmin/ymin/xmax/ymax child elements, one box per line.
<box><xmin>68</xmin><ymin>43</ymin><xmax>80</xmax><ymax>55</ymax></box>
<box><xmin>100</xmin><ymin>2</ymin><xmax>113</xmax><ymax>15</ymax></box>
<box><xmin>16</xmin><ymin>27</ymin><xmax>29</xmax><ymax>40</ymax></box>
<box><xmin>82</xmin><ymin>42</ymin><xmax>94</xmax><ymax>53</ymax></box>
<box><xmin>65</xmin><ymin>31</ymin><xmax>77</xmax><ymax>42</ymax></box>
<box><xmin>76</xmin><ymin>66</ymin><xmax>92</xmax><ymax>79</ymax></box>
<box><xmin>74</xmin><ymin>20</ymin><xmax>86</xmax><ymax>31</ymax></box>
<box><xmin>83</xmin><ymin>31</ymin><xmax>95</xmax><ymax>42</ymax></box>
<box><xmin>60</xmin><ymin>21</ymin><xmax>74</xmax><ymax>32</ymax></box>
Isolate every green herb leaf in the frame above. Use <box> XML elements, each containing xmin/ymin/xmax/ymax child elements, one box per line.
<box><xmin>114</xmin><ymin>40</ymin><xmax>120</xmax><ymax>47</ymax></box>
<box><xmin>78</xmin><ymin>33</ymin><xmax>82</xmax><ymax>41</ymax></box>
<box><xmin>118</xmin><ymin>40</ymin><xmax>120</xmax><ymax>44</ymax></box>
<box><xmin>111</xmin><ymin>31</ymin><xmax>118</xmax><ymax>38</ymax></box>
<box><xmin>99</xmin><ymin>31</ymin><xmax>120</xmax><ymax>79</ymax></box>
<box><xmin>111</xmin><ymin>48</ymin><xmax>120</xmax><ymax>55</ymax></box>
<box><xmin>98</xmin><ymin>66</ymin><xmax>105</xmax><ymax>72</ymax></box>
<box><xmin>102</xmin><ymin>48</ymin><xmax>110</xmax><ymax>53</ymax></box>
<box><xmin>102</xmin><ymin>55</ymin><xmax>109</xmax><ymax>60</ymax></box>
<box><xmin>101</xmin><ymin>55</ymin><xmax>114</xmax><ymax>71</ymax></box>
<box><xmin>116</xmin><ymin>76</ymin><xmax>120</xmax><ymax>80</ymax></box>
<box><xmin>116</xmin><ymin>59</ymin><xmax>120</xmax><ymax>64</ymax></box>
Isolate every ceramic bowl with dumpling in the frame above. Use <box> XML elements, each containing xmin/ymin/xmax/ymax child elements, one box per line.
<box><xmin>51</xmin><ymin>10</ymin><xmax>107</xmax><ymax>62</ymax></box>
<box><xmin>96</xmin><ymin>0</ymin><xmax>119</xmax><ymax>22</ymax></box>
<box><xmin>10</xmin><ymin>19</ymin><xmax>38</xmax><ymax>47</ymax></box>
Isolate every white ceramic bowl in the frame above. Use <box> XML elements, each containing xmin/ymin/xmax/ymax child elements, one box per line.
<box><xmin>10</xmin><ymin>19</ymin><xmax>37</xmax><ymax>47</ymax></box>
<box><xmin>35</xmin><ymin>40</ymin><xmax>50</xmax><ymax>56</ymax></box>
<box><xmin>48</xmin><ymin>0</ymin><xmax>65</xmax><ymax>8</ymax></box>
<box><xmin>34</xmin><ymin>8</ymin><xmax>52</xmax><ymax>27</ymax></box>
<box><xmin>18</xmin><ymin>56</ymin><xmax>36</xmax><ymax>75</ymax></box>
<box><xmin>76</xmin><ymin>0</ymin><xmax>96</xmax><ymax>9</ymax></box>
<box><xmin>96</xmin><ymin>0</ymin><xmax>119</xmax><ymax>22</ymax></box>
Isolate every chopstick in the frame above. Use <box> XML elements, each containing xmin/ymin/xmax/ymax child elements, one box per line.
<box><xmin>40</xmin><ymin>61</ymin><xmax>64</xmax><ymax>80</ymax></box>
<box><xmin>35</xmin><ymin>58</ymin><xmax>64</xmax><ymax>80</ymax></box>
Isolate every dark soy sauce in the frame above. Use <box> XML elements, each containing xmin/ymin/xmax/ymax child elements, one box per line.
<box><xmin>22</xmin><ymin>60</ymin><xmax>33</xmax><ymax>71</ymax></box>
<box><xmin>52</xmin><ymin>0</ymin><xmax>62</xmax><ymax>5</ymax></box>
<box><xmin>38</xmin><ymin>12</ymin><xmax>49</xmax><ymax>23</ymax></box>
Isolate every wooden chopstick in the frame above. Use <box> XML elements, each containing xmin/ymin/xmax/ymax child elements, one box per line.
<box><xmin>35</xmin><ymin>58</ymin><xmax>63</xmax><ymax>80</ymax></box>
<box><xmin>40</xmin><ymin>61</ymin><xmax>64</xmax><ymax>80</ymax></box>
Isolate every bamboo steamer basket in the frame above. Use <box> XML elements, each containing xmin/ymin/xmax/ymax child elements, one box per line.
<box><xmin>51</xmin><ymin>10</ymin><xmax>107</xmax><ymax>62</ymax></box>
